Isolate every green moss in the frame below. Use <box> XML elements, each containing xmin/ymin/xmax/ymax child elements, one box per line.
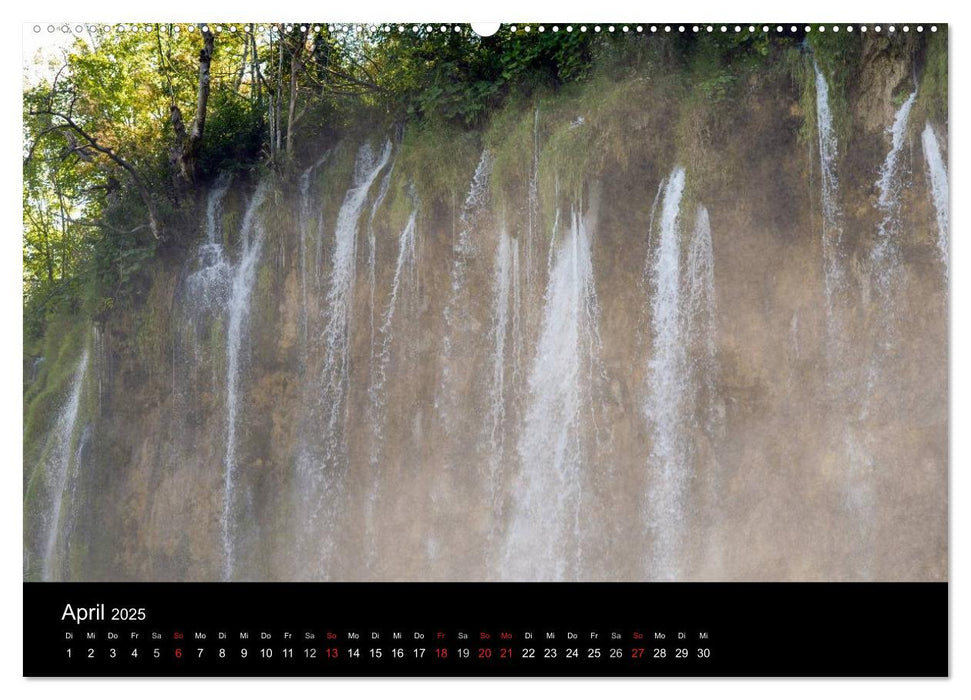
<box><xmin>397</xmin><ymin>122</ymin><xmax>479</xmax><ymax>208</ymax></box>
<box><xmin>913</xmin><ymin>28</ymin><xmax>948</xmax><ymax>131</ymax></box>
<box><xmin>485</xmin><ymin>94</ymin><xmax>537</xmax><ymax>218</ymax></box>
<box><xmin>23</xmin><ymin>321</ymin><xmax>89</xmax><ymax>470</ymax></box>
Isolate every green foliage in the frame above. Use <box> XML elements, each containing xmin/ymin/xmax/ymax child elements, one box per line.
<box><xmin>913</xmin><ymin>28</ymin><xmax>948</xmax><ymax>129</ymax></box>
<box><xmin>198</xmin><ymin>92</ymin><xmax>266</xmax><ymax>179</ymax></box>
<box><xmin>369</xmin><ymin>26</ymin><xmax>595</xmax><ymax>127</ymax></box>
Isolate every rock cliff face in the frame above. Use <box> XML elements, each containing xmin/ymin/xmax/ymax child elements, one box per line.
<box><xmin>24</xmin><ymin>33</ymin><xmax>948</xmax><ymax>582</ymax></box>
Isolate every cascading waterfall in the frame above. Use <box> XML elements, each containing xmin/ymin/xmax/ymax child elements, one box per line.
<box><xmin>487</xmin><ymin>227</ymin><xmax>521</xmax><ymax>527</ymax></box>
<box><xmin>870</xmin><ymin>89</ymin><xmax>918</xmax><ymax>297</ymax></box>
<box><xmin>367</xmin><ymin>164</ymin><xmax>395</xmax><ymax>371</ymax></box>
<box><xmin>862</xmin><ymin>89</ymin><xmax>918</xmax><ymax>410</ymax></box>
<box><xmin>221</xmin><ymin>181</ymin><xmax>269</xmax><ymax>581</ymax></box>
<box><xmin>368</xmin><ymin>207</ymin><xmax>418</xmax><ymax>462</ymax></box>
<box><xmin>438</xmin><ymin>149</ymin><xmax>493</xmax><ymax>426</ymax></box>
<box><xmin>317</xmin><ymin>141</ymin><xmax>392</xmax><ymax>473</ymax></box>
<box><xmin>685</xmin><ymin>206</ymin><xmax>718</xmax><ymax>433</ymax></box>
<box><xmin>363</xmin><ymin>207</ymin><xmax>418</xmax><ymax>567</ymax></box>
<box><xmin>502</xmin><ymin>208</ymin><xmax>600</xmax><ymax>581</ymax></box>
<box><xmin>207</xmin><ymin>172</ymin><xmax>233</xmax><ymax>244</ymax></box>
<box><xmin>526</xmin><ymin>107</ymin><xmax>540</xmax><ymax>287</ymax></box>
<box><xmin>921</xmin><ymin>123</ymin><xmax>949</xmax><ymax>277</ymax></box>
<box><xmin>299</xmin><ymin>154</ymin><xmax>330</xmax><ymax>346</ymax></box>
<box><xmin>813</xmin><ymin>61</ymin><xmax>846</xmax><ymax>350</ymax></box>
<box><xmin>185</xmin><ymin>173</ymin><xmax>233</xmax><ymax>314</ymax></box>
<box><xmin>38</xmin><ymin>348</ymin><xmax>90</xmax><ymax>581</ymax></box>
<box><xmin>643</xmin><ymin>168</ymin><xmax>689</xmax><ymax>580</ymax></box>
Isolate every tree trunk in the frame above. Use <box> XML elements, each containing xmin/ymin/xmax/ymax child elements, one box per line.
<box><xmin>171</xmin><ymin>25</ymin><xmax>214</xmax><ymax>186</ymax></box>
<box><xmin>286</xmin><ymin>31</ymin><xmax>305</xmax><ymax>156</ymax></box>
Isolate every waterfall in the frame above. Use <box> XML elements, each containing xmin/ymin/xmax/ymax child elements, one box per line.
<box><xmin>487</xmin><ymin>227</ymin><xmax>521</xmax><ymax>527</ymax></box>
<box><xmin>921</xmin><ymin>123</ymin><xmax>949</xmax><ymax>276</ymax></box>
<box><xmin>367</xmin><ymin>164</ymin><xmax>395</xmax><ymax>370</ymax></box>
<box><xmin>871</xmin><ymin>90</ymin><xmax>918</xmax><ymax>296</ymax></box>
<box><xmin>813</xmin><ymin>61</ymin><xmax>845</xmax><ymax>345</ymax></box>
<box><xmin>861</xmin><ymin>90</ymin><xmax>918</xmax><ymax>412</ymax></box>
<box><xmin>363</xmin><ymin>207</ymin><xmax>418</xmax><ymax>568</ymax></box>
<box><xmin>438</xmin><ymin>149</ymin><xmax>493</xmax><ymax>424</ymax></box>
<box><xmin>39</xmin><ymin>348</ymin><xmax>90</xmax><ymax>581</ymax></box>
<box><xmin>526</xmin><ymin>107</ymin><xmax>540</xmax><ymax>287</ymax></box>
<box><xmin>317</xmin><ymin>140</ymin><xmax>392</xmax><ymax>474</ymax></box>
<box><xmin>686</xmin><ymin>206</ymin><xmax>718</xmax><ymax>430</ymax></box>
<box><xmin>643</xmin><ymin>168</ymin><xmax>689</xmax><ymax>580</ymax></box>
<box><xmin>368</xmin><ymin>207</ymin><xmax>418</xmax><ymax>462</ymax></box>
<box><xmin>502</xmin><ymin>207</ymin><xmax>600</xmax><ymax>581</ymax></box>
<box><xmin>206</xmin><ymin>172</ymin><xmax>232</xmax><ymax>244</ymax></box>
<box><xmin>298</xmin><ymin>153</ymin><xmax>330</xmax><ymax>347</ymax></box>
<box><xmin>185</xmin><ymin>174</ymin><xmax>234</xmax><ymax>315</ymax></box>
<box><xmin>221</xmin><ymin>181</ymin><xmax>269</xmax><ymax>581</ymax></box>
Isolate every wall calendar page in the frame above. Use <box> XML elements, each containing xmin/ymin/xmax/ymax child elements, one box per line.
<box><xmin>21</xmin><ymin>17</ymin><xmax>948</xmax><ymax>679</ymax></box>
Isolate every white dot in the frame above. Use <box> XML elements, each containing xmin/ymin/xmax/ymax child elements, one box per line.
<box><xmin>567</xmin><ymin>25</ymin><xmax>573</xmax><ymax>32</ymax></box>
<box><xmin>777</xmin><ymin>25</ymin><xmax>783</xmax><ymax>32</ymax></box>
<box><xmin>833</xmin><ymin>26</ymin><xmax>839</xmax><ymax>33</ymax></box>
<box><xmin>903</xmin><ymin>26</ymin><xmax>910</xmax><ymax>32</ymax></box>
<box><xmin>553</xmin><ymin>26</ymin><xmax>559</xmax><ymax>32</ymax></box>
<box><xmin>581</xmin><ymin>25</ymin><xmax>587</xmax><ymax>32</ymax></box>
<box><xmin>594</xmin><ymin>26</ymin><xmax>601</xmax><ymax>33</ymax></box>
<box><xmin>875</xmin><ymin>26</ymin><xmax>881</xmax><ymax>32</ymax></box>
<box><xmin>622</xmin><ymin>26</ymin><xmax>629</xmax><ymax>32</ymax></box>
<box><xmin>665</xmin><ymin>26</ymin><xmax>671</xmax><ymax>33</ymax></box>
<box><xmin>917</xmin><ymin>26</ymin><xmax>924</xmax><ymax>32</ymax></box>
<box><xmin>847</xmin><ymin>26</ymin><xmax>853</xmax><ymax>32</ymax></box>
<box><xmin>790</xmin><ymin>26</ymin><xmax>797</xmax><ymax>32</ymax></box>
<box><xmin>932</xmin><ymin>26</ymin><xmax>938</xmax><ymax>32</ymax></box>
<box><xmin>762</xmin><ymin>25</ymin><xmax>769</xmax><ymax>32</ymax></box>
<box><xmin>735</xmin><ymin>26</ymin><xmax>741</xmax><ymax>32</ymax></box>
<box><xmin>539</xmin><ymin>26</ymin><xmax>545</xmax><ymax>33</ymax></box>
<box><xmin>819</xmin><ymin>26</ymin><xmax>826</xmax><ymax>32</ymax></box>
<box><xmin>889</xmin><ymin>25</ymin><xmax>895</xmax><ymax>32</ymax></box>
<box><xmin>679</xmin><ymin>25</ymin><xmax>685</xmax><ymax>32</ymax></box>
<box><xmin>524</xmin><ymin>26</ymin><xmax>531</xmax><ymax>33</ymax></box>
<box><xmin>805</xmin><ymin>25</ymin><xmax>811</xmax><ymax>32</ymax></box>
<box><xmin>748</xmin><ymin>25</ymin><xmax>755</xmax><ymax>32</ymax></box>
<box><xmin>692</xmin><ymin>25</ymin><xmax>699</xmax><ymax>32</ymax></box>
<box><xmin>861</xmin><ymin>26</ymin><xmax>867</xmax><ymax>32</ymax></box>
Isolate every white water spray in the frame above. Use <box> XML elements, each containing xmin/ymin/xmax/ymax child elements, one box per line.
<box><xmin>39</xmin><ymin>348</ymin><xmax>90</xmax><ymax>581</ymax></box>
<box><xmin>921</xmin><ymin>123</ymin><xmax>949</xmax><ymax>276</ymax></box>
<box><xmin>369</xmin><ymin>207</ymin><xmax>418</xmax><ymax>461</ymax></box>
<box><xmin>503</xmin><ymin>208</ymin><xmax>600</xmax><ymax>581</ymax></box>
<box><xmin>186</xmin><ymin>174</ymin><xmax>234</xmax><ymax>313</ymax></box>
<box><xmin>318</xmin><ymin>140</ymin><xmax>392</xmax><ymax>470</ymax></box>
<box><xmin>222</xmin><ymin>181</ymin><xmax>269</xmax><ymax>580</ymax></box>
<box><xmin>643</xmin><ymin>168</ymin><xmax>689</xmax><ymax>580</ymax></box>
<box><xmin>814</xmin><ymin>61</ymin><xmax>845</xmax><ymax>336</ymax></box>
<box><xmin>487</xmin><ymin>228</ymin><xmax>522</xmax><ymax>524</ymax></box>
<box><xmin>871</xmin><ymin>89</ymin><xmax>917</xmax><ymax>295</ymax></box>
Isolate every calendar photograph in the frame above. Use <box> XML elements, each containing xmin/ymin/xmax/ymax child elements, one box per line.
<box><xmin>22</xmin><ymin>22</ymin><xmax>947</xmax><ymax>584</ymax></box>
<box><xmin>21</xmin><ymin>20</ymin><xmax>949</xmax><ymax>678</ymax></box>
